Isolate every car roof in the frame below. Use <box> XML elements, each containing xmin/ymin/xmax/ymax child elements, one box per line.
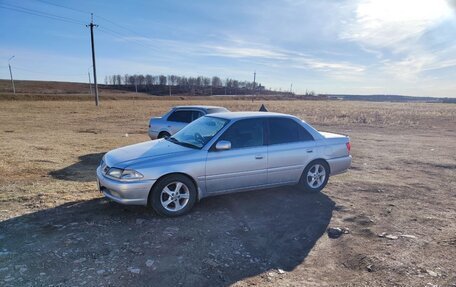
<box><xmin>173</xmin><ymin>105</ymin><xmax>227</xmax><ymax>110</ymax></box>
<box><xmin>207</xmin><ymin>111</ymin><xmax>297</xmax><ymax>120</ymax></box>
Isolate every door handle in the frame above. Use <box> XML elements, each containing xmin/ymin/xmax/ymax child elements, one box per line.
<box><xmin>306</xmin><ymin>149</ymin><xmax>313</xmax><ymax>153</ymax></box>
<box><xmin>255</xmin><ymin>155</ymin><xmax>264</xmax><ymax>159</ymax></box>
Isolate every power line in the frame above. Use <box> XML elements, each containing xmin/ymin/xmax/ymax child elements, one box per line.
<box><xmin>6</xmin><ymin>0</ymin><xmax>163</xmax><ymax>52</ymax></box>
<box><xmin>0</xmin><ymin>6</ymin><xmax>81</xmax><ymax>25</ymax></box>
<box><xmin>31</xmin><ymin>0</ymin><xmax>157</xmax><ymax>42</ymax></box>
<box><xmin>14</xmin><ymin>66</ymin><xmax>83</xmax><ymax>75</ymax></box>
<box><xmin>97</xmin><ymin>15</ymin><xmax>150</xmax><ymax>40</ymax></box>
<box><xmin>97</xmin><ymin>27</ymin><xmax>157</xmax><ymax>50</ymax></box>
<box><xmin>1</xmin><ymin>3</ymin><xmax>85</xmax><ymax>24</ymax></box>
<box><xmin>96</xmin><ymin>17</ymin><xmax>167</xmax><ymax>53</ymax></box>
<box><xmin>1</xmin><ymin>0</ymin><xmax>185</xmax><ymax>87</ymax></box>
<box><xmin>32</xmin><ymin>0</ymin><xmax>89</xmax><ymax>15</ymax></box>
<box><xmin>2</xmin><ymin>2</ymin><xmax>157</xmax><ymax>51</ymax></box>
<box><xmin>0</xmin><ymin>3</ymin><xmax>85</xmax><ymax>25</ymax></box>
<box><xmin>7</xmin><ymin>66</ymin><xmax>85</xmax><ymax>77</ymax></box>
<box><xmin>30</xmin><ymin>0</ymin><xmax>154</xmax><ymax>44</ymax></box>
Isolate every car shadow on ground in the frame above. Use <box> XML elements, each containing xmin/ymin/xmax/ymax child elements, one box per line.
<box><xmin>0</xmin><ymin>187</ymin><xmax>334</xmax><ymax>286</ymax></box>
<box><xmin>48</xmin><ymin>152</ymin><xmax>104</xmax><ymax>182</ymax></box>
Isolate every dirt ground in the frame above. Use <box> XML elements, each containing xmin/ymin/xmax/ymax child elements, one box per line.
<box><xmin>0</xmin><ymin>99</ymin><xmax>455</xmax><ymax>286</ymax></box>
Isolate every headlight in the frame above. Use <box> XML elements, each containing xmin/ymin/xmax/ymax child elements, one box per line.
<box><xmin>106</xmin><ymin>168</ymin><xmax>143</xmax><ymax>180</ymax></box>
<box><xmin>107</xmin><ymin>167</ymin><xmax>123</xmax><ymax>178</ymax></box>
<box><xmin>121</xmin><ymin>169</ymin><xmax>144</xmax><ymax>180</ymax></box>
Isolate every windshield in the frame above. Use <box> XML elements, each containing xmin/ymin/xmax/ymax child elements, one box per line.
<box><xmin>166</xmin><ymin>116</ymin><xmax>229</xmax><ymax>149</ymax></box>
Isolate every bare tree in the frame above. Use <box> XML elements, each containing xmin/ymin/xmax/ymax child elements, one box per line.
<box><xmin>137</xmin><ymin>74</ymin><xmax>145</xmax><ymax>86</ymax></box>
<box><xmin>212</xmin><ymin>76</ymin><xmax>222</xmax><ymax>87</ymax></box>
<box><xmin>145</xmin><ymin>74</ymin><xmax>153</xmax><ymax>86</ymax></box>
<box><xmin>107</xmin><ymin>73</ymin><xmax>270</xmax><ymax>96</ymax></box>
<box><xmin>159</xmin><ymin>75</ymin><xmax>167</xmax><ymax>85</ymax></box>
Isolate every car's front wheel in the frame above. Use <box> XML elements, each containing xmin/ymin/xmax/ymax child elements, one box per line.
<box><xmin>149</xmin><ymin>174</ymin><xmax>197</xmax><ymax>217</ymax></box>
<box><xmin>299</xmin><ymin>160</ymin><xmax>330</xmax><ymax>192</ymax></box>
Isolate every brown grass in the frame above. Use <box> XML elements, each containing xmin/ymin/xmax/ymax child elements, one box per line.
<box><xmin>1</xmin><ymin>98</ymin><xmax>455</xmax><ymax>285</ymax></box>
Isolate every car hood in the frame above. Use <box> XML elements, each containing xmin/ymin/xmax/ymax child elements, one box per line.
<box><xmin>104</xmin><ymin>139</ymin><xmax>192</xmax><ymax>168</ymax></box>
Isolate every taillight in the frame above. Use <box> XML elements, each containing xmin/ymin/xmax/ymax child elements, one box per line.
<box><xmin>346</xmin><ymin>142</ymin><xmax>351</xmax><ymax>153</ymax></box>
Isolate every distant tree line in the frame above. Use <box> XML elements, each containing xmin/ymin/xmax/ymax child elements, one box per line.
<box><xmin>103</xmin><ymin>74</ymin><xmax>269</xmax><ymax>96</ymax></box>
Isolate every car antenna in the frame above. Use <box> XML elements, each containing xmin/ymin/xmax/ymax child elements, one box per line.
<box><xmin>259</xmin><ymin>104</ymin><xmax>268</xmax><ymax>112</ymax></box>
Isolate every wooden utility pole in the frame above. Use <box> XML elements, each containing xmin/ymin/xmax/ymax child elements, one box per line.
<box><xmin>88</xmin><ymin>69</ymin><xmax>93</xmax><ymax>95</ymax></box>
<box><xmin>8</xmin><ymin>56</ymin><xmax>15</xmax><ymax>95</ymax></box>
<box><xmin>253</xmin><ymin>71</ymin><xmax>256</xmax><ymax>96</ymax></box>
<box><xmin>87</xmin><ymin>13</ymin><xmax>99</xmax><ymax>106</ymax></box>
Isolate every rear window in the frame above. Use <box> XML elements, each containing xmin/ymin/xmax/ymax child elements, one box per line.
<box><xmin>206</xmin><ymin>107</ymin><xmax>229</xmax><ymax>114</ymax></box>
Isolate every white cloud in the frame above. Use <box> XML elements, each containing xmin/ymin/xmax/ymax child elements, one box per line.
<box><xmin>111</xmin><ymin>35</ymin><xmax>365</xmax><ymax>77</ymax></box>
<box><xmin>341</xmin><ymin>0</ymin><xmax>452</xmax><ymax>51</ymax></box>
<box><xmin>293</xmin><ymin>57</ymin><xmax>364</xmax><ymax>73</ymax></box>
<box><xmin>202</xmin><ymin>45</ymin><xmax>287</xmax><ymax>60</ymax></box>
<box><xmin>340</xmin><ymin>0</ymin><xmax>456</xmax><ymax>83</ymax></box>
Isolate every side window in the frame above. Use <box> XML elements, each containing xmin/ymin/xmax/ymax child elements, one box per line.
<box><xmin>192</xmin><ymin>111</ymin><xmax>204</xmax><ymax>121</ymax></box>
<box><xmin>299</xmin><ymin>124</ymin><xmax>314</xmax><ymax>141</ymax></box>
<box><xmin>168</xmin><ymin>110</ymin><xmax>192</xmax><ymax>123</ymax></box>
<box><xmin>219</xmin><ymin>119</ymin><xmax>264</xmax><ymax>149</ymax></box>
<box><xmin>268</xmin><ymin>118</ymin><xmax>313</xmax><ymax>145</ymax></box>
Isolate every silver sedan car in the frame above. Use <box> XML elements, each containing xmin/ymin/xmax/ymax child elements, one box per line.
<box><xmin>97</xmin><ymin>112</ymin><xmax>351</xmax><ymax>217</ymax></box>
<box><xmin>148</xmin><ymin>105</ymin><xmax>229</xmax><ymax>139</ymax></box>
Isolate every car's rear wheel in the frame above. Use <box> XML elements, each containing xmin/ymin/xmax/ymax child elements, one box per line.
<box><xmin>158</xmin><ymin>131</ymin><xmax>171</xmax><ymax>139</ymax></box>
<box><xmin>299</xmin><ymin>160</ymin><xmax>330</xmax><ymax>192</ymax></box>
<box><xmin>149</xmin><ymin>174</ymin><xmax>197</xmax><ymax>217</ymax></box>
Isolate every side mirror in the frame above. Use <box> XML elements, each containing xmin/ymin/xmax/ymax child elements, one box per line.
<box><xmin>215</xmin><ymin>140</ymin><xmax>231</xmax><ymax>151</ymax></box>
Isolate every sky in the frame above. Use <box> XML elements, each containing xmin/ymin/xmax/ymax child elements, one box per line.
<box><xmin>0</xmin><ymin>0</ymin><xmax>456</xmax><ymax>97</ymax></box>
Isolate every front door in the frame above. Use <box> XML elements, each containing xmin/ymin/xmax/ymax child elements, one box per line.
<box><xmin>205</xmin><ymin>119</ymin><xmax>267</xmax><ymax>193</ymax></box>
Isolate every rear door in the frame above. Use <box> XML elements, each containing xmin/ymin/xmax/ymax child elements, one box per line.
<box><xmin>205</xmin><ymin>118</ymin><xmax>268</xmax><ymax>193</ymax></box>
<box><xmin>266</xmin><ymin>118</ymin><xmax>315</xmax><ymax>185</ymax></box>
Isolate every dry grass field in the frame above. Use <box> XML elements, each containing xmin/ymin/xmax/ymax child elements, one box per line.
<box><xmin>0</xmin><ymin>96</ymin><xmax>455</xmax><ymax>286</ymax></box>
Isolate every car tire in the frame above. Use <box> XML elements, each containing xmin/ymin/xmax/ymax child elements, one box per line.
<box><xmin>149</xmin><ymin>174</ymin><xmax>197</xmax><ymax>217</ymax></box>
<box><xmin>299</xmin><ymin>160</ymin><xmax>330</xmax><ymax>192</ymax></box>
<box><xmin>158</xmin><ymin>132</ymin><xmax>171</xmax><ymax>139</ymax></box>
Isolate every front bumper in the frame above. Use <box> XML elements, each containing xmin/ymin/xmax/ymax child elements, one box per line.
<box><xmin>96</xmin><ymin>166</ymin><xmax>155</xmax><ymax>206</ymax></box>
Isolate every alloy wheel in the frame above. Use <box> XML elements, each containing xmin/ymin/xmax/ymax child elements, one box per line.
<box><xmin>306</xmin><ymin>163</ymin><xmax>326</xmax><ymax>189</ymax></box>
<box><xmin>160</xmin><ymin>181</ymin><xmax>190</xmax><ymax>212</ymax></box>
